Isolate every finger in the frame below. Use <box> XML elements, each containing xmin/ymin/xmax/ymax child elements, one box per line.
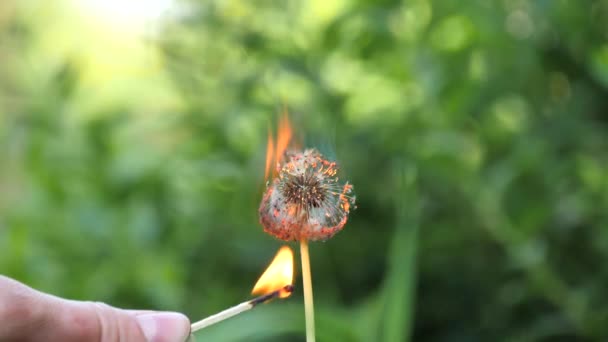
<box><xmin>0</xmin><ymin>276</ymin><xmax>190</xmax><ymax>342</ymax></box>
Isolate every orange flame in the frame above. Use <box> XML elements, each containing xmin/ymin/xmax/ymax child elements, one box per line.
<box><xmin>251</xmin><ymin>246</ymin><xmax>294</xmax><ymax>298</ymax></box>
<box><xmin>265</xmin><ymin>110</ymin><xmax>293</xmax><ymax>180</ymax></box>
<box><xmin>276</xmin><ymin>111</ymin><xmax>293</xmax><ymax>167</ymax></box>
<box><xmin>264</xmin><ymin>127</ymin><xmax>275</xmax><ymax>180</ymax></box>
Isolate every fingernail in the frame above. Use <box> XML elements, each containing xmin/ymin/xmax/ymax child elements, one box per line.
<box><xmin>136</xmin><ymin>312</ymin><xmax>191</xmax><ymax>342</ymax></box>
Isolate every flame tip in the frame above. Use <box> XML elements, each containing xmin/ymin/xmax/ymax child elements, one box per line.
<box><xmin>264</xmin><ymin>111</ymin><xmax>293</xmax><ymax>181</ymax></box>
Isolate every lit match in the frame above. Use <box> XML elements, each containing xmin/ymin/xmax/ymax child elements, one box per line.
<box><xmin>190</xmin><ymin>285</ymin><xmax>293</xmax><ymax>332</ymax></box>
<box><xmin>190</xmin><ymin>246</ymin><xmax>294</xmax><ymax>333</ymax></box>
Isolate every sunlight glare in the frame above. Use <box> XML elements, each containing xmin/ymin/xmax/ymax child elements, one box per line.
<box><xmin>77</xmin><ymin>0</ymin><xmax>175</xmax><ymax>34</ymax></box>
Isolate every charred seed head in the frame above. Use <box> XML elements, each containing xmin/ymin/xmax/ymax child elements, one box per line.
<box><xmin>259</xmin><ymin>149</ymin><xmax>355</xmax><ymax>241</ymax></box>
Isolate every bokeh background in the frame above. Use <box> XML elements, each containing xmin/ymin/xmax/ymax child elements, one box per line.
<box><xmin>1</xmin><ymin>0</ymin><xmax>608</xmax><ymax>341</ymax></box>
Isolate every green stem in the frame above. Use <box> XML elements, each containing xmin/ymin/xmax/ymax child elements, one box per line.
<box><xmin>300</xmin><ymin>239</ymin><xmax>316</xmax><ymax>342</ymax></box>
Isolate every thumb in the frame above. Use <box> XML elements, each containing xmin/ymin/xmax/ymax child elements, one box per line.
<box><xmin>82</xmin><ymin>303</ymin><xmax>191</xmax><ymax>342</ymax></box>
<box><xmin>0</xmin><ymin>275</ymin><xmax>191</xmax><ymax>342</ymax></box>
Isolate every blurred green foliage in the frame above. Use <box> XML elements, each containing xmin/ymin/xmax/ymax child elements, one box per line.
<box><xmin>1</xmin><ymin>0</ymin><xmax>608</xmax><ymax>341</ymax></box>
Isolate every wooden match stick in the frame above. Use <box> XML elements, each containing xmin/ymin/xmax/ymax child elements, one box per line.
<box><xmin>300</xmin><ymin>239</ymin><xmax>315</xmax><ymax>342</ymax></box>
<box><xmin>190</xmin><ymin>285</ymin><xmax>293</xmax><ymax>333</ymax></box>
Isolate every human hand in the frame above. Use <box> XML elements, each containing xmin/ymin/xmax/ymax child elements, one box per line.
<box><xmin>0</xmin><ymin>275</ymin><xmax>191</xmax><ymax>342</ymax></box>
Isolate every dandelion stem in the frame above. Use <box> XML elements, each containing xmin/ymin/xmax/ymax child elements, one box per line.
<box><xmin>300</xmin><ymin>239</ymin><xmax>316</xmax><ymax>342</ymax></box>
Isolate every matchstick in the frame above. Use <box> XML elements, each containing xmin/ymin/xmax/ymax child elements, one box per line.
<box><xmin>191</xmin><ymin>301</ymin><xmax>252</xmax><ymax>332</ymax></box>
<box><xmin>300</xmin><ymin>239</ymin><xmax>315</xmax><ymax>342</ymax></box>
<box><xmin>190</xmin><ymin>285</ymin><xmax>293</xmax><ymax>333</ymax></box>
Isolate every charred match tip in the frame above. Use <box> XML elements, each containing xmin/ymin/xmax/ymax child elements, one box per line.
<box><xmin>283</xmin><ymin>284</ymin><xmax>294</xmax><ymax>293</ymax></box>
<box><xmin>250</xmin><ymin>285</ymin><xmax>294</xmax><ymax>306</ymax></box>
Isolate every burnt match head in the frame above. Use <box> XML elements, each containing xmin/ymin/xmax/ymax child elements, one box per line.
<box><xmin>282</xmin><ymin>284</ymin><xmax>294</xmax><ymax>294</ymax></box>
<box><xmin>259</xmin><ymin>149</ymin><xmax>355</xmax><ymax>241</ymax></box>
<box><xmin>250</xmin><ymin>284</ymin><xmax>295</xmax><ymax>306</ymax></box>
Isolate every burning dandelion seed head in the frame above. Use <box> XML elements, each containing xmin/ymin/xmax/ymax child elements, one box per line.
<box><xmin>258</xmin><ymin>112</ymin><xmax>350</xmax><ymax>342</ymax></box>
<box><xmin>260</xmin><ymin>148</ymin><xmax>356</xmax><ymax>241</ymax></box>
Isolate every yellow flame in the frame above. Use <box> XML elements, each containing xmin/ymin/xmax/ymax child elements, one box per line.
<box><xmin>252</xmin><ymin>246</ymin><xmax>294</xmax><ymax>298</ymax></box>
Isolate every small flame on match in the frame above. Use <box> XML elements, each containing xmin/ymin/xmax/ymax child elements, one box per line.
<box><xmin>265</xmin><ymin>110</ymin><xmax>293</xmax><ymax>180</ymax></box>
<box><xmin>251</xmin><ymin>246</ymin><xmax>294</xmax><ymax>298</ymax></box>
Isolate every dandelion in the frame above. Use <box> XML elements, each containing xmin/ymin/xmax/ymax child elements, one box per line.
<box><xmin>259</xmin><ymin>148</ymin><xmax>355</xmax><ymax>241</ymax></box>
<box><xmin>259</xmin><ymin>112</ymin><xmax>355</xmax><ymax>342</ymax></box>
